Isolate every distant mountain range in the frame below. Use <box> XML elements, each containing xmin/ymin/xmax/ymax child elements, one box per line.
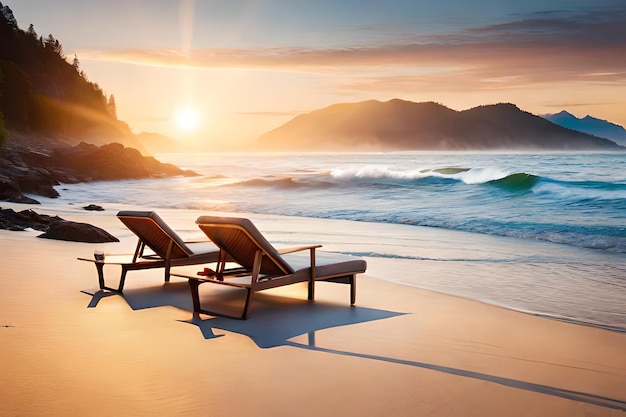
<box><xmin>3</xmin><ymin>4</ymin><xmax>624</xmax><ymax>155</ymax></box>
<box><xmin>543</xmin><ymin>111</ymin><xmax>626</xmax><ymax>146</ymax></box>
<box><xmin>253</xmin><ymin>99</ymin><xmax>623</xmax><ymax>152</ymax></box>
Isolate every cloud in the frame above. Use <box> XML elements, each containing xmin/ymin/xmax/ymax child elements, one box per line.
<box><xmin>541</xmin><ymin>101</ymin><xmax>618</xmax><ymax>109</ymax></box>
<box><xmin>235</xmin><ymin>110</ymin><xmax>305</xmax><ymax>117</ymax></box>
<box><xmin>78</xmin><ymin>6</ymin><xmax>626</xmax><ymax>91</ymax></box>
<box><xmin>467</xmin><ymin>7</ymin><xmax>626</xmax><ymax>45</ymax></box>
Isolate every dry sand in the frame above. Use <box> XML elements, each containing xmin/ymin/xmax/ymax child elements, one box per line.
<box><xmin>1</xmin><ymin>204</ymin><xmax>625</xmax><ymax>417</ymax></box>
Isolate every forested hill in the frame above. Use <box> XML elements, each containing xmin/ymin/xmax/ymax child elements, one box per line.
<box><xmin>254</xmin><ymin>100</ymin><xmax>623</xmax><ymax>152</ymax></box>
<box><xmin>0</xmin><ymin>2</ymin><xmax>142</xmax><ymax>150</ymax></box>
<box><xmin>0</xmin><ymin>3</ymin><xmax>199</xmax><ymax>205</ymax></box>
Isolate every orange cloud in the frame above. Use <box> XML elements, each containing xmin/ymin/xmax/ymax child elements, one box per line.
<box><xmin>77</xmin><ymin>6</ymin><xmax>626</xmax><ymax>129</ymax></box>
<box><xmin>78</xmin><ymin>7</ymin><xmax>626</xmax><ymax>92</ymax></box>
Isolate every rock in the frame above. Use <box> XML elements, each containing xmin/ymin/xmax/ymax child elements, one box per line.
<box><xmin>9</xmin><ymin>166</ymin><xmax>59</xmax><ymax>198</ymax></box>
<box><xmin>50</xmin><ymin>142</ymin><xmax>196</xmax><ymax>181</ymax></box>
<box><xmin>0</xmin><ymin>146</ymin><xmax>53</xmax><ymax>203</ymax></box>
<box><xmin>0</xmin><ymin>209</ymin><xmax>30</xmax><ymax>230</ymax></box>
<box><xmin>0</xmin><ymin>176</ymin><xmax>41</xmax><ymax>204</ymax></box>
<box><xmin>38</xmin><ymin>220</ymin><xmax>119</xmax><ymax>243</ymax></box>
<box><xmin>83</xmin><ymin>204</ymin><xmax>105</xmax><ymax>211</ymax></box>
<box><xmin>0</xmin><ymin>208</ymin><xmax>61</xmax><ymax>231</ymax></box>
<box><xmin>1</xmin><ymin>134</ymin><xmax>198</xmax><ymax>204</ymax></box>
<box><xmin>0</xmin><ymin>207</ymin><xmax>119</xmax><ymax>243</ymax></box>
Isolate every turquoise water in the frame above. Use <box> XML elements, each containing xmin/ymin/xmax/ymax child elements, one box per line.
<box><xmin>143</xmin><ymin>152</ymin><xmax>626</xmax><ymax>254</ymax></box>
<box><xmin>48</xmin><ymin>151</ymin><xmax>626</xmax><ymax>331</ymax></box>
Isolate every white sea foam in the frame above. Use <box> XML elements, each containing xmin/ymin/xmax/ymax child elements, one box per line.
<box><xmin>33</xmin><ymin>151</ymin><xmax>626</xmax><ymax>332</ymax></box>
<box><xmin>330</xmin><ymin>165</ymin><xmax>428</xmax><ymax>180</ymax></box>
<box><xmin>329</xmin><ymin>164</ymin><xmax>518</xmax><ymax>185</ymax></box>
<box><xmin>454</xmin><ymin>167</ymin><xmax>511</xmax><ymax>184</ymax></box>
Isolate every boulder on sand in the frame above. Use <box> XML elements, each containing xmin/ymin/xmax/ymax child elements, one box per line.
<box><xmin>38</xmin><ymin>220</ymin><xmax>119</xmax><ymax>243</ymax></box>
<box><xmin>0</xmin><ymin>207</ymin><xmax>118</xmax><ymax>243</ymax></box>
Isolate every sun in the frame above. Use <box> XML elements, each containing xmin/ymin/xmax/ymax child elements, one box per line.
<box><xmin>173</xmin><ymin>106</ymin><xmax>202</xmax><ymax>132</ymax></box>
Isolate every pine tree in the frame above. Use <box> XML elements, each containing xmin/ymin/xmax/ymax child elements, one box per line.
<box><xmin>72</xmin><ymin>54</ymin><xmax>80</xmax><ymax>72</ymax></box>
<box><xmin>107</xmin><ymin>94</ymin><xmax>118</xmax><ymax>118</ymax></box>
<box><xmin>44</xmin><ymin>33</ymin><xmax>56</xmax><ymax>49</ymax></box>
<box><xmin>43</xmin><ymin>34</ymin><xmax>65</xmax><ymax>58</ymax></box>
<box><xmin>27</xmin><ymin>23</ymin><xmax>37</xmax><ymax>38</ymax></box>
<box><xmin>53</xmin><ymin>39</ymin><xmax>64</xmax><ymax>58</ymax></box>
<box><xmin>0</xmin><ymin>2</ymin><xmax>17</xmax><ymax>29</ymax></box>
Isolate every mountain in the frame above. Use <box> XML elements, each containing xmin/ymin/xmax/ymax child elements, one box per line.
<box><xmin>253</xmin><ymin>99</ymin><xmax>622</xmax><ymax>151</ymax></box>
<box><xmin>543</xmin><ymin>111</ymin><xmax>626</xmax><ymax>146</ymax></box>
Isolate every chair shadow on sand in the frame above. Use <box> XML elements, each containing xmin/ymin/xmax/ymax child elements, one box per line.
<box><xmin>92</xmin><ymin>280</ymin><xmax>407</xmax><ymax>347</ymax></box>
<box><xmin>84</xmin><ymin>281</ymin><xmax>626</xmax><ymax>412</ymax></box>
<box><xmin>188</xmin><ymin>297</ymin><xmax>405</xmax><ymax>349</ymax></box>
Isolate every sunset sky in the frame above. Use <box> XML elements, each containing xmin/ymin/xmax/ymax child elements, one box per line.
<box><xmin>9</xmin><ymin>0</ymin><xmax>626</xmax><ymax>149</ymax></box>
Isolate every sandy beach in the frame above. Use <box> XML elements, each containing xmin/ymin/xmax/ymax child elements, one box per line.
<box><xmin>1</xmin><ymin>203</ymin><xmax>625</xmax><ymax>417</ymax></box>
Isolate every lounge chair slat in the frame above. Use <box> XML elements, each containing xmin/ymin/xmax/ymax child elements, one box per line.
<box><xmin>184</xmin><ymin>215</ymin><xmax>367</xmax><ymax>319</ymax></box>
<box><xmin>78</xmin><ymin>211</ymin><xmax>220</xmax><ymax>292</ymax></box>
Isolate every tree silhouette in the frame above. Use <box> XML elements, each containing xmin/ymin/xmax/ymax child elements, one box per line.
<box><xmin>107</xmin><ymin>94</ymin><xmax>117</xmax><ymax>118</ymax></box>
<box><xmin>27</xmin><ymin>23</ymin><xmax>36</xmax><ymax>38</ymax></box>
<box><xmin>0</xmin><ymin>2</ymin><xmax>17</xmax><ymax>29</ymax></box>
<box><xmin>43</xmin><ymin>33</ymin><xmax>55</xmax><ymax>49</ymax></box>
<box><xmin>0</xmin><ymin>6</ymin><xmax>133</xmax><ymax>142</ymax></box>
<box><xmin>0</xmin><ymin>59</ymin><xmax>32</xmax><ymax>128</ymax></box>
<box><xmin>72</xmin><ymin>54</ymin><xmax>80</xmax><ymax>72</ymax></box>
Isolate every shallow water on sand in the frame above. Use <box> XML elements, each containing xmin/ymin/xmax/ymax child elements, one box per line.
<box><xmin>272</xmin><ymin>217</ymin><xmax>626</xmax><ymax>333</ymax></box>
<box><xmin>38</xmin><ymin>151</ymin><xmax>626</xmax><ymax>332</ymax></box>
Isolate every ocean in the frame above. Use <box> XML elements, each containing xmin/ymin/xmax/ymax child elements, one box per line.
<box><xmin>46</xmin><ymin>151</ymin><xmax>626</xmax><ymax>332</ymax></box>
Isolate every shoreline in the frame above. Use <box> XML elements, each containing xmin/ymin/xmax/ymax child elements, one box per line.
<box><xmin>3</xmin><ymin>200</ymin><xmax>626</xmax><ymax>334</ymax></box>
<box><xmin>1</xmin><ymin>202</ymin><xmax>626</xmax><ymax>416</ymax></box>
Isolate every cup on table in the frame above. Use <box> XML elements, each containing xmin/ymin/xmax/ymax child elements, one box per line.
<box><xmin>94</xmin><ymin>250</ymin><xmax>105</xmax><ymax>261</ymax></box>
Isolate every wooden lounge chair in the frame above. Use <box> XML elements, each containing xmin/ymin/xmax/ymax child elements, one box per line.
<box><xmin>172</xmin><ymin>215</ymin><xmax>367</xmax><ymax>319</ymax></box>
<box><xmin>78</xmin><ymin>211</ymin><xmax>220</xmax><ymax>292</ymax></box>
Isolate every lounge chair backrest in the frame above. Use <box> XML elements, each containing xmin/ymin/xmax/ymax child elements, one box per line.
<box><xmin>196</xmin><ymin>216</ymin><xmax>294</xmax><ymax>276</ymax></box>
<box><xmin>117</xmin><ymin>211</ymin><xmax>192</xmax><ymax>259</ymax></box>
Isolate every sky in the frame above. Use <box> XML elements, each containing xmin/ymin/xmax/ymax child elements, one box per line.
<box><xmin>8</xmin><ymin>0</ymin><xmax>626</xmax><ymax>150</ymax></box>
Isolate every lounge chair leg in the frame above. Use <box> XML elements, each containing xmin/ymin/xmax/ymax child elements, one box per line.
<box><xmin>94</xmin><ymin>262</ymin><xmax>124</xmax><ymax>293</ymax></box>
<box><xmin>350</xmin><ymin>275</ymin><xmax>356</xmax><ymax>305</ymax></box>
<box><xmin>95</xmin><ymin>262</ymin><xmax>106</xmax><ymax>290</ymax></box>
<box><xmin>164</xmin><ymin>264</ymin><xmax>171</xmax><ymax>283</ymax></box>
<box><xmin>308</xmin><ymin>247</ymin><xmax>316</xmax><ymax>301</ymax></box>
<box><xmin>188</xmin><ymin>279</ymin><xmax>202</xmax><ymax>317</ymax></box>
<box><xmin>308</xmin><ymin>279</ymin><xmax>315</xmax><ymax>301</ymax></box>
<box><xmin>117</xmin><ymin>267</ymin><xmax>130</xmax><ymax>292</ymax></box>
<box><xmin>241</xmin><ymin>288</ymin><xmax>254</xmax><ymax>320</ymax></box>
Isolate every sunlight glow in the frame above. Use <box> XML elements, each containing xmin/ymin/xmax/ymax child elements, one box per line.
<box><xmin>174</xmin><ymin>106</ymin><xmax>203</xmax><ymax>132</ymax></box>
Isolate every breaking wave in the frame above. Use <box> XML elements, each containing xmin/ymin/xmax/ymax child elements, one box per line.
<box><xmin>222</xmin><ymin>166</ymin><xmax>624</xmax><ymax>202</ymax></box>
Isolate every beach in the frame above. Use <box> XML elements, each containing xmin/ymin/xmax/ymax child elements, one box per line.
<box><xmin>1</xmin><ymin>202</ymin><xmax>625</xmax><ymax>417</ymax></box>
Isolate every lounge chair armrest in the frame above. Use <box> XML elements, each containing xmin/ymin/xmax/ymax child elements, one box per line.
<box><xmin>77</xmin><ymin>253</ymin><xmax>160</xmax><ymax>265</ymax></box>
<box><xmin>78</xmin><ymin>252</ymin><xmax>144</xmax><ymax>259</ymax></box>
<box><xmin>277</xmin><ymin>244</ymin><xmax>322</xmax><ymax>255</ymax></box>
<box><xmin>182</xmin><ymin>239</ymin><xmax>213</xmax><ymax>244</ymax></box>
